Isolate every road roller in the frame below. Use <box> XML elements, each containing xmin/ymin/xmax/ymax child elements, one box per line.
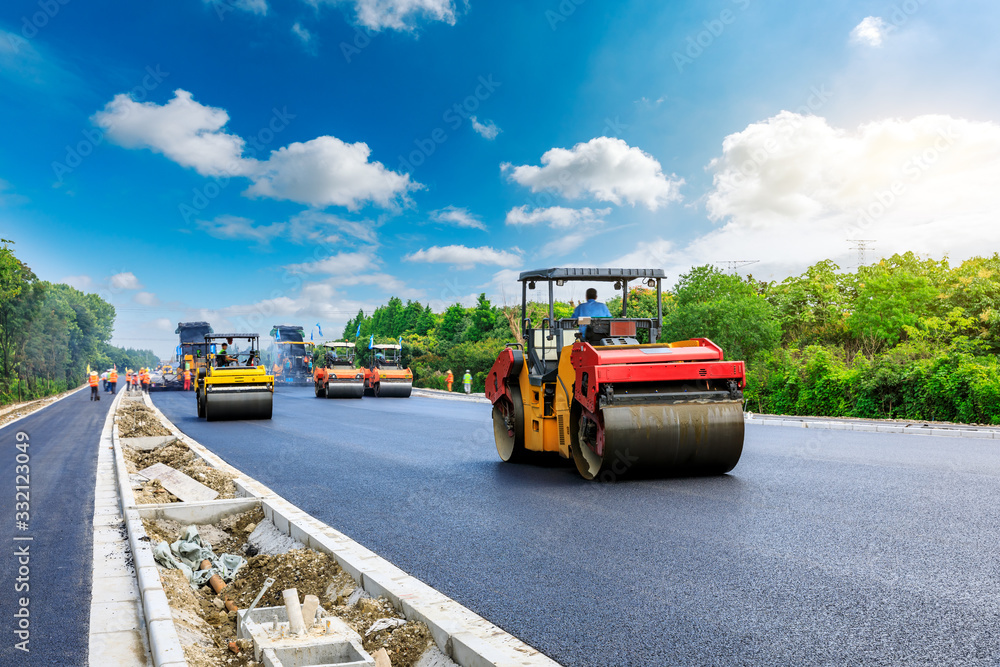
<box><xmin>485</xmin><ymin>268</ymin><xmax>745</xmax><ymax>480</ymax></box>
<box><xmin>314</xmin><ymin>341</ymin><xmax>365</xmax><ymax>398</ymax></box>
<box><xmin>195</xmin><ymin>333</ymin><xmax>274</xmax><ymax>421</ymax></box>
<box><xmin>366</xmin><ymin>344</ymin><xmax>413</xmax><ymax>397</ymax></box>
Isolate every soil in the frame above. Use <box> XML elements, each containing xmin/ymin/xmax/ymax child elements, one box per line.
<box><xmin>116</xmin><ymin>401</ymin><xmax>173</xmax><ymax>437</ymax></box>
<box><xmin>149</xmin><ymin>506</ymin><xmax>438</xmax><ymax>667</ymax></box>
<box><xmin>123</xmin><ymin>437</ymin><xmax>236</xmax><ymax>500</ymax></box>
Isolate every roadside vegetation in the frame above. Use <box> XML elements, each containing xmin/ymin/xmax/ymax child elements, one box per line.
<box><xmin>349</xmin><ymin>253</ymin><xmax>1000</xmax><ymax>424</ymax></box>
<box><xmin>0</xmin><ymin>240</ymin><xmax>158</xmax><ymax>405</ymax></box>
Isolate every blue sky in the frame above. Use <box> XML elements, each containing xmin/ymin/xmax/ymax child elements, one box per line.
<box><xmin>3</xmin><ymin>0</ymin><xmax>1000</xmax><ymax>356</ymax></box>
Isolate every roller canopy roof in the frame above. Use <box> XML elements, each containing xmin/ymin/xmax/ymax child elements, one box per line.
<box><xmin>204</xmin><ymin>333</ymin><xmax>260</xmax><ymax>339</ymax></box>
<box><xmin>518</xmin><ymin>268</ymin><xmax>665</xmax><ymax>282</ymax></box>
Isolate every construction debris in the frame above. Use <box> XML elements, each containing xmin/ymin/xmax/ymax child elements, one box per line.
<box><xmin>116</xmin><ymin>401</ymin><xmax>173</xmax><ymax>437</ymax></box>
<box><xmin>138</xmin><ymin>462</ymin><xmax>220</xmax><ymax>502</ymax></box>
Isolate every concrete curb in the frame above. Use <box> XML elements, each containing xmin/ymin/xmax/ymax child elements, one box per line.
<box><xmin>112</xmin><ymin>392</ymin><xmax>187</xmax><ymax>667</ymax></box>
<box><xmin>746</xmin><ymin>413</ymin><xmax>1000</xmax><ymax>440</ymax></box>
<box><xmin>0</xmin><ymin>384</ymin><xmax>86</xmax><ymax>431</ymax></box>
<box><xmin>412</xmin><ymin>388</ymin><xmax>491</xmax><ymax>405</ymax></box>
<box><xmin>144</xmin><ymin>395</ymin><xmax>561</xmax><ymax>667</ymax></box>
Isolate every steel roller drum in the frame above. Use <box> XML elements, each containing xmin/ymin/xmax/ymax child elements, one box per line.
<box><xmin>573</xmin><ymin>400</ymin><xmax>744</xmax><ymax>480</ymax></box>
<box><xmin>204</xmin><ymin>388</ymin><xmax>273</xmax><ymax>421</ymax></box>
<box><xmin>376</xmin><ymin>381</ymin><xmax>412</xmax><ymax>398</ymax></box>
<box><xmin>326</xmin><ymin>382</ymin><xmax>365</xmax><ymax>398</ymax></box>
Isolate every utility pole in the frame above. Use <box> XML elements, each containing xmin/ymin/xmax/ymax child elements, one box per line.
<box><xmin>716</xmin><ymin>260</ymin><xmax>759</xmax><ymax>275</ymax></box>
<box><xmin>847</xmin><ymin>240</ymin><xmax>876</xmax><ymax>268</ymax></box>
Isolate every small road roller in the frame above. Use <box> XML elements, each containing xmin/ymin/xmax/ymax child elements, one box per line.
<box><xmin>314</xmin><ymin>341</ymin><xmax>365</xmax><ymax>398</ymax></box>
<box><xmin>485</xmin><ymin>268</ymin><xmax>745</xmax><ymax>480</ymax></box>
<box><xmin>195</xmin><ymin>333</ymin><xmax>274</xmax><ymax>421</ymax></box>
<box><xmin>366</xmin><ymin>344</ymin><xmax>413</xmax><ymax>398</ymax></box>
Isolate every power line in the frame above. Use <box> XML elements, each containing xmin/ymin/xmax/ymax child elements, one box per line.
<box><xmin>716</xmin><ymin>260</ymin><xmax>759</xmax><ymax>275</ymax></box>
<box><xmin>847</xmin><ymin>239</ymin><xmax>876</xmax><ymax>268</ymax></box>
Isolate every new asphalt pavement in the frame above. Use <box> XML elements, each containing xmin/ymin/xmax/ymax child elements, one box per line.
<box><xmin>149</xmin><ymin>386</ymin><xmax>1000</xmax><ymax>666</ymax></box>
<box><xmin>0</xmin><ymin>383</ymin><xmax>120</xmax><ymax>666</ymax></box>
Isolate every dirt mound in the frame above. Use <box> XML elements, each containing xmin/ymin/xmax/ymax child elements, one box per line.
<box><xmin>116</xmin><ymin>402</ymin><xmax>172</xmax><ymax>437</ymax></box>
<box><xmin>124</xmin><ymin>439</ymin><xmax>236</xmax><ymax>500</ymax></box>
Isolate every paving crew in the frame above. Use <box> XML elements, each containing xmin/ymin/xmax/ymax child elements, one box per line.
<box><xmin>182</xmin><ymin>367</ymin><xmax>191</xmax><ymax>391</ymax></box>
<box><xmin>141</xmin><ymin>367</ymin><xmax>150</xmax><ymax>393</ymax></box>
<box><xmin>109</xmin><ymin>368</ymin><xmax>118</xmax><ymax>393</ymax></box>
<box><xmin>126</xmin><ymin>368</ymin><xmax>132</xmax><ymax>389</ymax></box>
<box><xmin>463</xmin><ymin>369</ymin><xmax>472</xmax><ymax>394</ymax></box>
<box><xmin>88</xmin><ymin>370</ymin><xmax>100</xmax><ymax>401</ymax></box>
<box><xmin>100</xmin><ymin>370</ymin><xmax>109</xmax><ymax>392</ymax></box>
<box><xmin>446</xmin><ymin>369</ymin><xmax>454</xmax><ymax>392</ymax></box>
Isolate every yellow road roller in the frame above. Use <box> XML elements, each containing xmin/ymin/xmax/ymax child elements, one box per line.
<box><xmin>196</xmin><ymin>333</ymin><xmax>273</xmax><ymax>421</ymax></box>
<box><xmin>485</xmin><ymin>268</ymin><xmax>745</xmax><ymax>480</ymax></box>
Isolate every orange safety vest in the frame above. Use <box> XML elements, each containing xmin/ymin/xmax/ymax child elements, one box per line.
<box><xmin>109</xmin><ymin>370</ymin><xmax>118</xmax><ymax>382</ymax></box>
<box><xmin>446</xmin><ymin>371</ymin><xmax>454</xmax><ymax>382</ymax></box>
<box><xmin>88</xmin><ymin>374</ymin><xmax>99</xmax><ymax>387</ymax></box>
<box><xmin>183</xmin><ymin>370</ymin><xmax>190</xmax><ymax>380</ymax></box>
<box><xmin>126</xmin><ymin>371</ymin><xmax>132</xmax><ymax>382</ymax></box>
<box><xmin>141</xmin><ymin>371</ymin><xmax>150</xmax><ymax>383</ymax></box>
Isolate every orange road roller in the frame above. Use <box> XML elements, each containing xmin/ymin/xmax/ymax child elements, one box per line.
<box><xmin>485</xmin><ymin>268</ymin><xmax>745</xmax><ymax>480</ymax></box>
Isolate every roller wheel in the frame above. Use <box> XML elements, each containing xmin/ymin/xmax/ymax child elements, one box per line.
<box><xmin>374</xmin><ymin>382</ymin><xmax>381</xmax><ymax>397</ymax></box>
<box><xmin>493</xmin><ymin>386</ymin><xmax>526</xmax><ymax>463</ymax></box>
<box><xmin>315</xmin><ymin>383</ymin><xmax>326</xmax><ymax>398</ymax></box>
<box><xmin>196</xmin><ymin>389</ymin><xmax>206</xmax><ymax>418</ymax></box>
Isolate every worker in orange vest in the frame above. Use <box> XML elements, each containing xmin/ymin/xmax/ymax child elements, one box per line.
<box><xmin>141</xmin><ymin>368</ymin><xmax>150</xmax><ymax>393</ymax></box>
<box><xmin>183</xmin><ymin>368</ymin><xmax>191</xmax><ymax>391</ymax></box>
<box><xmin>126</xmin><ymin>369</ymin><xmax>132</xmax><ymax>388</ymax></box>
<box><xmin>88</xmin><ymin>370</ymin><xmax>100</xmax><ymax>401</ymax></box>
<box><xmin>109</xmin><ymin>368</ymin><xmax>118</xmax><ymax>394</ymax></box>
<box><xmin>446</xmin><ymin>369</ymin><xmax>454</xmax><ymax>392</ymax></box>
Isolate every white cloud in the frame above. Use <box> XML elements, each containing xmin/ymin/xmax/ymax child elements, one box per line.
<box><xmin>95</xmin><ymin>90</ymin><xmax>416</xmax><ymax>211</ymax></box>
<box><xmin>505</xmin><ymin>205</ymin><xmax>610</xmax><ymax>228</ymax></box>
<box><xmin>149</xmin><ymin>317</ymin><xmax>174</xmax><ymax>331</ymax></box>
<box><xmin>850</xmin><ymin>16</ymin><xmax>888</xmax><ymax>47</ymax></box>
<box><xmin>109</xmin><ymin>272</ymin><xmax>143</xmax><ymax>290</ymax></box>
<box><xmin>93</xmin><ymin>90</ymin><xmax>248</xmax><ymax>178</ymax></box>
<box><xmin>503</xmin><ymin>137</ymin><xmax>684</xmax><ymax>211</ymax></box>
<box><xmin>470</xmin><ymin>116</ymin><xmax>500</xmax><ymax>140</ymax></box>
<box><xmin>196</xmin><ymin>215</ymin><xmax>285</xmax><ymax>246</ymax></box>
<box><xmin>430</xmin><ymin>206</ymin><xmax>486</xmax><ymax>230</ymax></box>
<box><xmin>655</xmin><ymin>112</ymin><xmax>1000</xmax><ymax>279</ymax></box>
<box><xmin>196</xmin><ymin>211</ymin><xmax>378</xmax><ymax>248</ymax></box>
<box><xmin>324</xmin><ymin>0</ymin><xmax>461</xmax><ymax>32</ymax></box>
<box><xmin>134</xmin><ymin>292</ymin><xmax>160</xmax><ymax>306</ymax></box>
<box><xmin>61</xmin><ymin>275</ymin><xmax>93</xmax><ymax>290</ymax></box>
<box><xmin>291</xmin><ymin>22</ymin><xmax>315</xmax><ymax>50</ymax></box>
<box><xmin>245</xmin><ymin>136</ymin><xmax>417</xmax><ymax>210</ymax></box>
<box><xmin>404</xmin><ymin>245</ymin><xmax>522</xmax><ymax>268</ymax></box>
<box><xmin>285</xmin><ymin>249</ymin><xmax>378</xmax><ymax>275</ymax></box>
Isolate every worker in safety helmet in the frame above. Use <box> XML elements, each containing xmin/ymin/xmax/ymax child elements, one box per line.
<box><xmin>463</xmin><ymin>369</ymin><xmax>472</xmax><ymax>394</ymax></box>
<box><xmin>183</xmin><ymin>367</ymin><xmax>191</xmax><ymax>391</ymax></box>
<box><xmin>217</xmin><ymin>343</ymin><xmax>232</xmax><ymax>367</ymax></box>
<box><xmin>446</xmin><ymin>369</ymin><xmax>454</xmax><ymax>392</ymax></box>
<box><xmin>572</xmin><ymin>287</ymin><xmax>612</xmax><ymax>338</ymax></box>
<box><xmin>88</xmin><ymin>370</ymin><xmax>100</xmax><ymax>401</ymax></box>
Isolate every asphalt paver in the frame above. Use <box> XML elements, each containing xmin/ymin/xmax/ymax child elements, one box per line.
<box><xmin>152</xmin><ymin>387</ymin><xmax>1000</xmax><ymax>666</ymax></box>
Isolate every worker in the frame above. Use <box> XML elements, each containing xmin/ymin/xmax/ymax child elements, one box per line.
<box><xmin>446</xmin><ymin>369</ymin><xmax>454</xmax><ymax>392</ymax></box>
<box><xmin>572</xmin><ymin>287</ymin><xmax>612</xmax><ymax>338</ymax></box>
<box><xmin>126</xmin><ymin>368</ymin><xmax>132</xmax><ymax>388</ymax></box>
<box><xmin>182</xmin><ymin>368</ymin><xmax>191</xmax><ymax>391</ymax></box>
<box><xmin>109</xmin><ymin>368</ymin><xmax>118</xmax><ymax>394</ymax></box>
<box><xmin>88</xmin><ymin>370</ymin><xmax>100</xmax><ymax>401</ymax></box>
<box><xmin>217</xmin><ymin>343</ymin><xmax>232</xmax><ymax>367</ymax></box>
<box><xmin>463</xmin><ymin>369</ymin><xmax>472</xmax><ymax>394</ymax></box>
<box><xmin>141</xmin><ymin>367</ymin><xmax>150</xmax><ymax>393</ymax></box>
<box><xmin>100</xmin><ymin>370</ymin><xmax>109</xmax><ymax>392</ymax></box>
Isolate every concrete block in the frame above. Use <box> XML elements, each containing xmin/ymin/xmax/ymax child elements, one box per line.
<box><xmin>136</xmin><ymin>498</ymin><xmax>259</xmax><ymax>524</ymax></box>
<box><xmin>138</xmin><ymin>462</ymin><xmax>219</xmax><ymax>502</ymax></box>
<box><xmin>143</xmin><ymin>590</ymin><xmax>175</xmax><ymax>623</ymax></box>
<box><xmin>875</xmin><ymin>425</ymin><xmax>905</xmax><ymax>433</ymax></box>
<box><xmin>146</xmin><ymin>618</ymin><xmax>185</xmax><ymax>666</ymax></box>
<box><xmin>121</xmin><ymin>435</ymin><xmax>177</xmax><ymax>451</ymax></box>
<box><xmin>961</xmin><ymin>430</ymin><xmax>995</xmax><ymax>439</ymax></box>
<box><xmin>852</xmin><ymin>424</ymin><xmax>877</xmax><ymax>432</ymax></box>
<box><xmin>136</xmin><ymin>565</ymin><xmax>164</xmax><ymax>595</ymax></box>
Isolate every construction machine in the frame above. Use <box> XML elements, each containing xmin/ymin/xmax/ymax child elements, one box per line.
<box><xmin>168</xmin><ymin>321</ymin><xmax>213</xmax><ymax>390</ymax></box>
<box><xmin>485</xmin><ymin>268</ymin><xmax>745</xmax><ymax>480</ymax></box>
<box><xmin>269</xmin><ymin>325</ymin><xmax>314</xmax><ymax>386</ymax></box>
<box><xmin>366</xmin><ymin>344</ymin><xmax>413</xmax><ymax>397</ymax></box>
<box><xmin>313</xmin><ymin>342</ymin><xmax>365</xmax><ymax>398</ymax></box>
<box><xmin>195</xmin><ymin>333</ymin><xmax>273</xmax><ymax>421</ymax></box>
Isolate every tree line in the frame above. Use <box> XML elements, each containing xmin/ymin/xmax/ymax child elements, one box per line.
<box><xmin>0</xmin><ymin>240</ymin><xmax>158</xmax><ymax>405</ymax></box>
<box><xmin>345</xmin><ymin>252</ymin><xmax>1000</xmax><ymax>424</ymax></box>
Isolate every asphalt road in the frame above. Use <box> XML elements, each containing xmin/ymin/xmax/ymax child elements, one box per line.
<box><xmin>0</xmin><ymin>383</ymin><xmax>120</xmax><ymax>666</ymax></box>
<box><xmin>153</xmin><ymin>387</ymin><xmax>1000</xmax><ymax>666</ymax></box>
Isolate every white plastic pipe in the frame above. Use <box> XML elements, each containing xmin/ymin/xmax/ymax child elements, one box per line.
<box><xmin>283</xmin><ymin>588</ymin><xmax>306</xmax><ymax>635</ymax></box>
<box><xmin>302</xmin><ymin>595</ymin><xmax>319</xmax><ymax>629</ymax></box>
